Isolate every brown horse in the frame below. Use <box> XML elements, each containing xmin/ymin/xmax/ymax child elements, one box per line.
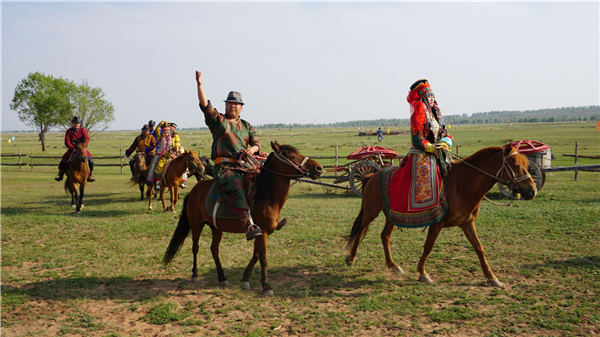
<box><xmin>163</xmin><ymin>141</ymin><xmax>323</xmax><ymax>296</ymax></box>
<box><xmin>65</xmin><ymin>141</ymin><xmax>90</xmax><ymax>213</ymax></box>
<box><xmin>131</xmin><ymin>152</ymin><xmax>152</xmax><ymax>200</ymax></box>
<box><xmin>149</xmin><ymin>150</ymin><xmax>205</xmax><ymax>212</ymax></box>
<box><xmin>345</xmin><ymin>144</ymin><xmax>537</xmax><ymax>287</ymax></box>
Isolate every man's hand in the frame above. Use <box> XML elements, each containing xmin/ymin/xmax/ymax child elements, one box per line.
<box><xmin>125</xmin><ymin>149</ymin><xmax>131</xmax><ymax>157</ymax></box>
<box><xmin>195</xmin><ymin>71</ymin><xmax>202</xmax><ymax>86</ymax></box>
<box><xmin>244</xmin><ymin>145</ymin><xmax>260</xmax><ymax>156</ymax></box>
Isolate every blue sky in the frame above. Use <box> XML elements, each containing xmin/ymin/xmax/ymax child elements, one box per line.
<box><xmin>2</xmin><ymin>2</ymin><xmax>598</xmax><ymax>131</ymax></box>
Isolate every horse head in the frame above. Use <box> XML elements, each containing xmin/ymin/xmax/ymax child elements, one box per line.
<box><xmin>183</xmin><ymin>150</ymin><xmax>205</xmax><ymax>177</ymax></box>
<box><xmin>73</xmin><ymin>140</ymin><xmax>88</xmax><ymax>162</ymax></box>
<box><xmin>498</xmin><ymin>144</ymin><xmax>537</xmax><ymax>200</ymax></box>
<box><xmin>269</xmin><ymin>141</ymin><xmax>323</xmax><ymax>180</ymax></box>
<box><xmin>135</xmin><ymin>152</ymin><xmax>148</xmax><ymax>171</ymax></box>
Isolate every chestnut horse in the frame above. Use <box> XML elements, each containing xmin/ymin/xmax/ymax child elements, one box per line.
<box><xmin>345</xmin><ymin>144</ymin><xmax>537</xmax><ymax>287</ymax></box>
<box><xmin>149</xmin><ymin>150</ymin><xmax>205</xmax><ymax>212</ymax></box>
<box><xmin>65</xmin><ymin>141</ymin><xmax>90</xmax><ymax>213</ymax></box>
<box><xmin>163</xmin><ymin>142</ymin><xmax>323</xmax><ymax>296</ymax></box>
<box><xmin>131</xmin><ymin>152</ymin><xmax>152</xmax><ymax>200</ymax></box>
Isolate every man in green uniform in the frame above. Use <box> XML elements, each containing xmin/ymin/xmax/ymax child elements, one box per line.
<box><xmin>195</xmin><ymin>71</ymin><xmax>262</xmax><ymax>240</ymax></box>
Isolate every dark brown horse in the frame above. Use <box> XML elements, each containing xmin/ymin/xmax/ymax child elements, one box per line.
<box><xmin>65</xmin><ymin>141</ymin><xmax>90</xmax><ymax>213</ymax></box>
<box><xmin>149</xmin><ymin>150</ymin><xmax>205</xmax><ymax>213</ymax></box>
<box><xmin>131</xmin><ymin>152</ymin><xmax>152</xmax><ymax>200</ymax></box>
<box><xmin>163</xmin><ymin>141</ymin><xmax>323</xmax><ymax>296</ymax></box>
<box><xmin>345</xmin><ymin>144</ymin><xmax>537</xmax><ymax>287</ymax></box>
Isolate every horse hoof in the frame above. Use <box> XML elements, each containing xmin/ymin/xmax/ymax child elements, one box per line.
<box><xmin>219</xmin><ymin>280</ymin><xmax>229</xmax><ymax>287</ymax></box>
<box><xmin>191</xmin><ymin>276</ymin><xmax>200</xmax><ymax>283</ymax></box>
<box><xmin>418</xmin><ymin>275</ymin><xmax>434</xmax><ymax>284</ymax></box>
<box><xmin>75</xmin><ymin>211</ymin><xmax>81</xmax><ymax>215</ymax></box>
<box><xmin>488</xmin><ymin>278</ymin><xmax>504</xmax><ymax>288</ymax></box>
<box><xmin>389</xmin><ymin>265</ymin><xmax>404</xmax><ymax>274</ymax></box>
<box><xmin>80</xmin><ymin>204</ymin><xmax>84</xmax><ymax>209</ymax></box>
<box><xmin>344</xmin><ymin>255</ymin><xmax>354</xmax><ymax>266</ymax></box>
<box><xmin>263</xmin><ymin>289</ymin><xmax>274</xmax><ymax>297</ymax></box>
<box><xmin>149</xmin><ymin>206</ymin><xmax>153</xmax><ymax>210</ymax></box>
<box><xmin>240</xmin><ymin>281</ymin><xmax>251</xmax><ymax>290</ymax></box>
<box><xmin>71</xmin><ymin>204</ymin><xmax>76</xmax><ymax>208</ymax></box>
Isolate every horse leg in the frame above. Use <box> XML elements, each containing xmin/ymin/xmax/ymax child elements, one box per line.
<box><xmin>72</xmin><ymin>183</ymin><xmax>80</xmax><ymax>213</ymax></box>
<box><xmin>191</xmin><ymin>223</ymin><xmax>205</xmax><ymax>282</ymax></box>
<box><xmin>148</xmin><ymin>183</ymin><xmax>154</xmax><ymax>210</ymax></box>
<box><xmin>240</xmin><ymin>251</ymin><xmax>259</xmax><ymax>290</ymax></box>
<box><xmin>209</xmin><ymin>227</ymin><xmax>228</xmax><ymax>286</ymax></box>
<box><xmin>381</xmin><ymin>218</ymin><xmax>403</xmax><ymax>273</ymax></box>
<box><xmin>256</xmin><ymin>234</ymin><xmax>273</xmax><ymax>296</ymax></box>
<box><xmin>78</xmin><ymin>182</ymin><xmax>85</xmax><ymax>212</ymax></box>
<box><xmin>139</xmin><ymin>181</ymin><xmax>144</xmax><ymax>201</ymax></box>
<box><xmin>170</xmin><ymin>186</ymin><xmax>178</xmax><ymax>214</ymax></box>
<box><xmin>417</xmin><ymin>224</ymin><xmax>443</xmax><ymax>284</ymax></box>
<box><xmin>460</xmin><ymin>222</ymin><xmax>504</xmax><ymax>287</ymax></box>
<box><xmin>161</xmin><ymin>185</ymin><xmax>167</xmax><ymax>211</ymax></box>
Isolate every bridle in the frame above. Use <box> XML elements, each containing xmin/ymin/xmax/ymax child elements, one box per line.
<box><xmin>448</xmin><ymin>148</ymin><xmax>532</xmax><ymax>189</ymax></box>
<box><xmin>269</xmin><ymin>151</ymin><xmax>311</xmax><ymax>179</ymax></box>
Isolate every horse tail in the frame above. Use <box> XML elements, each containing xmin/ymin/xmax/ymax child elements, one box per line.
<box><xmin>163</xmin><ymin>194</ymin><xmax>191</xmax><ymax>265</ymax></box>
<box><xmin>345</xmin><ymin>207</ymin><xmax>368</xmax><ymax>252</ymax></box>
<box><xmin>361</xmin><ymin>173</ymin><xmax>374</xmax><ymax>193</ymax></box>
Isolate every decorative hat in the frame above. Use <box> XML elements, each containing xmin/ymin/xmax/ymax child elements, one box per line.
<box><xmin>224</xmin><ymin>91</ymin><xmax>244</xmax><ymax>105</ymax></box>
<box><xmin>169</xmin><ymin>122</ymin><xmax>177</xmax><ymax>128</ymax></box>
<box><xmin>71</xmin><ymin>116</ymin><xmax>82</xmax><ymax>124</ymax></box>
<box><xmin>409</xmin><ymin>79</ymin><xmax>433</xmax><ymax>98</ymax></box>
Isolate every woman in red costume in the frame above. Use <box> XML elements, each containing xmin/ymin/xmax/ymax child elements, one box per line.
<box><xmin>383</xmin><ymin>79</ymin><xmax>452</xmax><ymax>227</ymax></box>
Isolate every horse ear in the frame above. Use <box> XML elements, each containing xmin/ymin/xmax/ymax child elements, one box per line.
<box><xmin>271</xmin><ymin>141</ymin><xmax>280</xmax><ymax>152</ymax></box>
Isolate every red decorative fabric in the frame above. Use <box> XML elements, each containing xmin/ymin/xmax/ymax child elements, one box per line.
<box><xmin>382</xmin><ymin>152</ymin><xmax>447</xmax><ymax>228</ymax></box>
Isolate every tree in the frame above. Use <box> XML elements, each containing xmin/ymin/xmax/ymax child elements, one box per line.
<box><xmin>10</xmin><ymin>72</ymin><xmax>72</xmax><ymax>151</ymax></box>
<box><xmin>63</xmin><ymin>80</ymin><xmax>115</xmax><ymax>133</ymax></box>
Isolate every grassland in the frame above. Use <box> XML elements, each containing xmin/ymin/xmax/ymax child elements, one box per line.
<box><xmin>1</xmin><ymin>122</ymin><xmax>599</xmax><ymax>336</ymax></box>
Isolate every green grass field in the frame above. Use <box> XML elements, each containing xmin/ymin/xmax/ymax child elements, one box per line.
<box><xmin>2</xmin><ymin>122</ymin><xmax>599</xmax><ymax>336</ymax></box>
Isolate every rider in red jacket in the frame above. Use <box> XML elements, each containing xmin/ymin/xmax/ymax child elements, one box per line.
<box><xmin>55</xmin><ymin>116</ymin><xmax>95</xmax><ymax>182</ymax></box>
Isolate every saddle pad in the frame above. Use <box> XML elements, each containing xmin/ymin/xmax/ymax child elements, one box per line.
<box><xmin>205</xmin><ymin>182</ymin><xmax>239</xmax><ymax>219</ymax></box>
<box><xmin>381</xmin><ymin>153</ymin><xmax>448</xmax><ymax>228</ymax></box>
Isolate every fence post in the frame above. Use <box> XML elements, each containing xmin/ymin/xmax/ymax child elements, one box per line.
<box><xmin>456</xmin><ymin>145</ymin><xmax>459</xmax><ymax>156</ymax></box>
<box><xmin>120</xmin><ymin>148</ymin><xmax>123</xmax><ymax>174</ymax></box>
<box><xmin>574</xmin><ymin>142</ymin><xmax>579</xmax><ymax>181</ymax></box>
<box><xmin>18</xmin><ymin>148</ymin><xmax>22</xmax><ymax>170</ymax></box>
<box><xmin>334</xmin><ymin>144</ymin><xmax>338</xmax><ymax>179</ymax></box>
<box><xmin>30</xmin><ymin>148</ymin><xmax>33</xmax><ymax>171</ymax></box>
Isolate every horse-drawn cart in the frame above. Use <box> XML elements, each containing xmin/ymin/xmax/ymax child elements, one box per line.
<box><xmin>300</xmin><ymin>146</ymin><xmax>400</xmax><ymax>197</ymax></box>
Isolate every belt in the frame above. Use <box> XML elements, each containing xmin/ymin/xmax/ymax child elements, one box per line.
<box><xmin>214</xmin><ymin>156</ymin><xmax>235</xmax><ymax>165</ymax></box>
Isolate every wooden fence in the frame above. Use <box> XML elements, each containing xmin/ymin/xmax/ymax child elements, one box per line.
<box><xmin>0</xmin><ymin>148</ymin><xmax>126</xmax><ymax>173</ymax></box>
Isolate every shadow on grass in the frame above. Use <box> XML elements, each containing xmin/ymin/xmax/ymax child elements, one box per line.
<box><xmin>522</xmin><ymin>255</ymin><xmax>600</xmax><ymax>271</ymax></box>
<box><xmin>2</xmin><ymin>264</ymin><xmax>388</xmax><ymax>303</ymax></box>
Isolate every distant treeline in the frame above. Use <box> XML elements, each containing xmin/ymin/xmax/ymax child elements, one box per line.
<box><xmin>256</xmin><ymin>106</ymin><xmax>600</xmax><ymax>129</ymax></box>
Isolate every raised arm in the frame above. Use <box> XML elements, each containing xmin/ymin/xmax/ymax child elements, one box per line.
<box><xmin>196</xmin><ymin>71</ymin><xmax>208</xmax><ymax>107</ymax></box>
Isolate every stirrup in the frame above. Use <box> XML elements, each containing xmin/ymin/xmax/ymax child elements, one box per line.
<box><xmin>246</xmin><ymin>224</ymin><xmax>263</xmax><ymax>241</ymax></box>
<box><xmin>87</xmin><ymin>176</ymin><xmax>95</xmax><ymax>182</ymax></box>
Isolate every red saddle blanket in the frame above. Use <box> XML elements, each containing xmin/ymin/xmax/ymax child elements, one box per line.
<box><xmin>381</xmin><ymin>152</ymin><xmax>448</xmax><ymax>228</ymax></box>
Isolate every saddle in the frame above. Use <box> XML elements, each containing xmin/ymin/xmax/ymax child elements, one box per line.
<box><xmin>205</xmin><ymin>172</ymin><xmax>257</xmax><ymax>220</ymax></box>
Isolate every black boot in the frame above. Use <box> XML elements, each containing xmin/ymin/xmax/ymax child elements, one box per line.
<box><xmin>129</xmin><ymin>160</ymin><xmax>136</xmax><ymax>178</ymax></box>
<box><xmin>55</xmin><ymin>162</ymin><xmax>66</xmax><ymax>181</ymax></box>
<box><xmin>87</xmin><ymin>157</ymin><xmax>95</xmax><ymax>182</ymax></box>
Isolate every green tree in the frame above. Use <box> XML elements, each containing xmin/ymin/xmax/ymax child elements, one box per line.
<box><xmin>10</xmin><ymin>72</ymin><xmax>72</xmax><ymax>151</ymax></box>
<box><xmin>64</xmin><ymin>80</ymin><xmax>115</xmax><ymax>133</ymax></box>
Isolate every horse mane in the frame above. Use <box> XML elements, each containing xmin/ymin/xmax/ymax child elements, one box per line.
<box><xmin>254</xmin><ymin>144</ymin><xmax>298</xmax><ymax>202</ymax></box>
<box><xmin>456</xmin><ymin>146</ymin><xmax>502</xmax><ymax>164</ymax></box>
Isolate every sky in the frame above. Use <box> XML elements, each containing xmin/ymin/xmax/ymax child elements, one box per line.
<box><xmin>1</xmin><ymin>1</ymin><xmax>599</xmax><ymax>131</ymax></box>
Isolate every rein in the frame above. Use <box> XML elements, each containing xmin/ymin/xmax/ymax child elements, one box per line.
<box><xmin>269</xmin><ymin>151</ymin><xmax>310</xmax><ymax>179</ymax></box>
<box><xmin>447</xmin><ymin>149</ymin><xmax>531</xmax><ymax>188</ymax></box>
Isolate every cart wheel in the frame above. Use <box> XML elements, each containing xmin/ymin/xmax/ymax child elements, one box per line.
<box><xmin>349</xmin><ymin>161</ymin><xmax>381</xmax><ymax>197</ymax></box>
<box><xmin>497</xmin><ymin>162</ymin><xmax>544</xmax><ymax>199</ymax></box>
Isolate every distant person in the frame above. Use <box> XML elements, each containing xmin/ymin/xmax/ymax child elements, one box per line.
<box><xmin>124</xmin><ymin>124</ymin><xmax>156</xmax><ymax>178</ymax></box>
<box><xmin>55</xmin><ymin>116</ymin><xmax>95</xmax><ymax>182</ymax></box>
<box><xmin>195</xmin><ymin>70</ymin><xmax>263</xmax><ymax>240</ymax></box>
<box><xmin>377</xmin><ymin>127</ymin><xmax>383</xmax><ymax>142</ymax></box>
<box><xmin>169</xmin><ymin>122</ymin><xmax>188</xmax><ymax>188</ymax></box>
<box><xmin>146</xmin><ymin>120</ymin><xmax>174</xmax><ymax>184</ymax></box>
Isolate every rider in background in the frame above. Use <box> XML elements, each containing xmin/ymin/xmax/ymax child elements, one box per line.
<box><xmin>195</xmin><ymin>70</ymin><xmax>263</xmax><ymax>240</ymax></box>
<box><xmin>125</xmin><ymin>124</ymin><xmax>156</xmax><ymax>178</ymax></box>
<box><xmin>55</xmin><ymin>116</ymin><xmax>95</xmax><ymax>182</ymax></box>
<box><xmin>146</xmin><ymin>120</ymin><xmax>173</xmax><ymax>185</ymax></box>
<box><xmin>170</xmin><ymin>122</ymin><xmax>188</xmax><ymax>188</ymax></box>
